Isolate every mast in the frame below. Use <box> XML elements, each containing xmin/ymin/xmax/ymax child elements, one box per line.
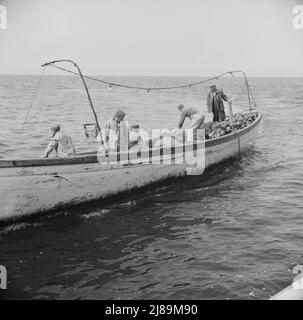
<box><xmin>41</xmin><ymin>59</ymin><xmax>102</xmax><ymax>137</ymax></box>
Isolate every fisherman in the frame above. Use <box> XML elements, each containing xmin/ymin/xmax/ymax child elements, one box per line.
<box><xmin>177</xmin><ymin>104</ymin><xmax>205</xmax><ymax>130</ymax></box>
<box><xmin>104</xmin><ymin>109</ymin><xmax>128</xmax><ymax>152</ymax></box>
<box><xmin>207</xmin><ymin>84</ymin><xmax>232</xmax><ymax>122</ymax></box>
<box><xmin>43</xmin><ymin>124</ymin><xmax>76</xmax><ymax>158</ymax></box>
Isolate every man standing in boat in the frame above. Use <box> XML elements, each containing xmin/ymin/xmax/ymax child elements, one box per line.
<box><xmin>43</xmin><ymin>124</ymin><xmax>76</xmax><ymax>158</ymax></box>
<box><xmin>104</xmin><ymin>109</ymin><xmax>128</xmax><ymax>152</ymax></box>
<box><xmin>207</xmin><ymin>85</ymin><xmax>232</xmax><ymax>122</ymax></box>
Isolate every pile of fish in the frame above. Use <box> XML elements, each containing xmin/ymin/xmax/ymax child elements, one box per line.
<box><xmin>207</xmin><ymin>113</ymin><xmax>257</xmax><ymax>139</ymax></box>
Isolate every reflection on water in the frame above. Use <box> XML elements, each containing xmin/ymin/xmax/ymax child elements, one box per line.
<box><xmin>0</xmin><ymin>76</ymin><xmax>303</xmax><ymax>299</ymax></box>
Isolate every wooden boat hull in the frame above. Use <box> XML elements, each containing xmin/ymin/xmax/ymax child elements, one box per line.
<box><xmin>0</xmin><ymin>114</ymin><xmax>262</xmax><ymax>223</ymax></box>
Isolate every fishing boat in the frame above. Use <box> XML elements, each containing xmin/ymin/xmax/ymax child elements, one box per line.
<box><xmin>0</xmin><ymin>60</ymin><xmax>262</xmax><ymax>224</ymax></box>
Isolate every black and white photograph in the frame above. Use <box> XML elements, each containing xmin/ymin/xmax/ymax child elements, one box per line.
<box><xmin>0</xmin><ymin>0</ymin><xmax>303</xmax><ymax>304</ymax></box>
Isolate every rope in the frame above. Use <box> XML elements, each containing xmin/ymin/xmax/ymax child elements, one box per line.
<box><xmin>19</xmin><ymin>66</ymin><xmax>46</xmax><ymax>138</ymax></box>
<box><xmin>43</xmin><ymin>61</ymin><xmax>263</xmax><ymax>118</ymax></box>
<box><xmin>231</xmin><ymin>73</ymin><xmax>246</xmax><ymax>95</ymax></box>
<box><xmin>237</xmin><ymin>133</ymin><xmax>241</xmax><ymax>156</ymax></box>
<box><xmin>48</xmin><ymin>64</ymin><xmax>243</xmax><ymax>92</ymax></box>
<box><xmin>230</xmin><ymin>71</ymin><xmax>258</xmax><ymax>111</ymax></box>
<box><xmin>248</xmin><ymin>85</ymin><xmax>257</xmax><ymax>108</ymax></box>
<box><xmin>48</xmin><ymin>63</ymin><xmax>259</xmax><ymax>114</ymax></box>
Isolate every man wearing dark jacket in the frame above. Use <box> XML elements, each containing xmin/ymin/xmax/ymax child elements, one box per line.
<box><xmin>206</xmin><ymin>85</ymin><xmax>232</xmax><ymax>122</ymax></box>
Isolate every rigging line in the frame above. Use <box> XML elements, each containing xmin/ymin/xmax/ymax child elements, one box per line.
<box><xmin>238</xmin><ymin>73</ymin><xmax>256</xmax><ymax>108</ymax></box>
<box><xmin>231</xmin><ymin>73</ymin><xmax>247</xmax><ymax>95</ymax></box>
<box><xmin>48</xmin><ymin>64</ymin><xmax>241</xmax><ymax>91</ymax></box>
<box><xmin>248</xmin><ymin>85</ymin><xmax>257</xmax><ymax>107</ymax></box>
<box><xmin>230</xmin><ymin>72</ymin><xmax>256</xmax><ymax>111</ymax></box>
<box><xmin>19</xmin><ymin>66</ymin><xmax>46</xmax><ymax>139</ymax></box>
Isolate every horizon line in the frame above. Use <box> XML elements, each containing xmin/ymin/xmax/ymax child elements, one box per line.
<box><xmin>0</xmin><ymin>73</ymin><xmax>303</xmax><ymax>78</ymax></box>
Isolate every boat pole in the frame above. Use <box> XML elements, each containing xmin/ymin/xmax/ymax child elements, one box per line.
<box><xmin>41</xmin><ymin>59</ymin><xmax>103</xmax><ymax>142</ymax></box>
<box><xmin>242</xmin><ymin>71</ymin><xmax>254</xmax><ymax>113</ymax></box>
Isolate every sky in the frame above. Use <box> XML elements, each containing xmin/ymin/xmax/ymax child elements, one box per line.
<box><xmin>0</xmin><ymin>0</ymin><xmax>302</xmax><ymax>77</ymax></box>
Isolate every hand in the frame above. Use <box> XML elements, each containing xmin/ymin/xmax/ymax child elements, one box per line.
<box><xmin>96</xmin><ymin>134</ymin><xmax>103</xmax><ymax>142</ymax></box>
<box><xmin>171</xmin><ymin>128</ymin><xmax>181</xmax><ymax>136</ymax></box>
<box><xmin>104</xmin><ymin>143</ymin><xmax>109</xmax><ymax>153</ymax></box>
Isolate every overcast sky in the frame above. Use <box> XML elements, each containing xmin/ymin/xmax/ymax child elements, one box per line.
<box><xmin>0</xmin><ymin>0</ymin><xmax>302</xmax><ymax>76</ymax></box>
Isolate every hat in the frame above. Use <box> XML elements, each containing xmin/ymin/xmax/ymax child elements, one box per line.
<box><xmin>51</xmin><ymin>124</ymin><xmax>60</xmax><ymax>132</ymax></box>
<box><xmin>210</xmin><ymin>84</ymin><xmax>217</xmax><ymax>90</ymax></box>
<box><xmin>178</xmin><ymin>104</ymin><xmax>185</xmax><ymax>110</ymax></box>
<box><xmin>115</xmin><ymin>109</ymin><xmax>125</xmax><ymax>118</ymax></box>
<box><xmin>131</xmin><ymin>124</ymin><xmax>139</xmax><ymax>129</ymax></box>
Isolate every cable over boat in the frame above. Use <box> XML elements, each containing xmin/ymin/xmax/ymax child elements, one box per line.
<box><xmin>0</xmin><ymin>60</ymin><xmax>262</xmax><ymax>224</ymax></box>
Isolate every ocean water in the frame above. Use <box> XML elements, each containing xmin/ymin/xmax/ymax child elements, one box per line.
<box><xmin>0</xmin><ymin>75</ymin><xmax>303</xmax><ymax>300</ymax></box>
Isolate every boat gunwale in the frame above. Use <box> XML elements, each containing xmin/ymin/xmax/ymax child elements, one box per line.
<box><xmin>0</xmin><ymin>113</ymin><xmax>261</xmax><ymax>169</ymax></box>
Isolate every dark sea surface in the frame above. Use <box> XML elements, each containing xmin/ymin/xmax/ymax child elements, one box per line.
<box><xmin>0</xmin><ymin>75</ymin><xmax>303</xmax><ymax>300</ymax></box>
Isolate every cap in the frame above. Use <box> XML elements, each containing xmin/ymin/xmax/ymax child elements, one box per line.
<box><xmin>115</xmin><ymin>109</ymin><xmax>125</xmax><ymax>118</ymax></box>
<box><xmin>51</xmin><ymin>124</ymin><xmax>60</xmax><ymax>132</ymax></box>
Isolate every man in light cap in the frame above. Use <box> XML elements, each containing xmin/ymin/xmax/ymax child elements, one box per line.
<box><xmin>104</xmin><ymin>109</ymin><xmax>128</xmax><ymax>152</ymax></box>
<box><xmin>207</xmin><ymin>84</ymin><xmax>232</xmax><ymax>122</ymax></box>
<box><xmin>43</xmin><ymin>124</ymin><xmax>76</xmax><ymax>158</ymax></box>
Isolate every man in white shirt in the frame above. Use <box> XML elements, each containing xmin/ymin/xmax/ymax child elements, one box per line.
<box><xmin>103</xmin><ymin>109</ymin><xmax>128</xmax><ymax>152</ymax></box>
<box><xmin>43</xmin><ymin>124</ymin><xmax>76</xmax><ymax>158</ymax></box>
<box><xmin>178</xmin><ymin>104</ymin><xmax>205</xmax><ymax>130</ymax></box>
